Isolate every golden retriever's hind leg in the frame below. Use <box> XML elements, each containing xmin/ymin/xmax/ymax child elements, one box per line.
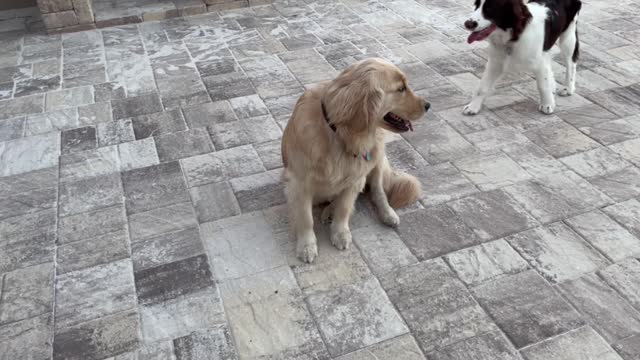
<box><xmin>286</xmin><ymin>180</ymin><xmax>318</xmax><ymax>263</ymax></box>
<box><xmin>330</xmin><ymin>179</ymin><xmax>364</xmax><ymax>250</ymax></box>
<box><xmin>368</xmin><ymin>161</ymin><xmax>400</xmax><ymax>227</ymax></box>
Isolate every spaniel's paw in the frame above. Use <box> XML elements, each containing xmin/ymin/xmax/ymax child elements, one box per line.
<box><xmin>538</xmin><ymin>103</ymin><xmax>555</xmax><ymax>114</ymax></box>
<box><xmin>558</xmin><ymin>86</ymin><xmax>574</xmax><ymax>97</ymax></box>
<box><xmin>463</xmin><ymin>102</ymin><xmax>482</xmax><ymax>116</ymax></box>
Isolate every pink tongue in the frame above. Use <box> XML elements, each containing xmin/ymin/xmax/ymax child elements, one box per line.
<box><xmin>467</xmin><ymin>32</ymin><xmax>482</xmax><ymax>44</ymax></box>
<box><xmin>467</xmin><ymin>24</ymin><xmax>497</xmax><ymax>44</ymax></box>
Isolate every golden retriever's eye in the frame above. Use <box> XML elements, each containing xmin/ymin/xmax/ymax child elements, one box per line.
<box><xmin>398</xmin><ymin>86</ymin><xmax>406</xmax><ymax>93</ymax></box>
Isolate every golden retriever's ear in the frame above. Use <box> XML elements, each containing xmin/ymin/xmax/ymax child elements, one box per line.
<box><xmin>324</xmin><ymin>69</ymin><xmax>383</xmax><ymax>154</ymax></box>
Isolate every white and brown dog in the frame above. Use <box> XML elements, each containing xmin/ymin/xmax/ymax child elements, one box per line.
<box><xmin>463</xmin><ymin>0</ymin><xmax>582</xmax><ymax>115</ymax></box>
<box><xmin>281</xmin><ymin>58</ymin><xmax>429</xmax><ymax>263</ymax></box>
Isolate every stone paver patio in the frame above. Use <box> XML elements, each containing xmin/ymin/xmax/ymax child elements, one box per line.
<box><xmin>2</xmin><ymin>0</ymin><xmax>640</xmax><ymax>359</ymax></box>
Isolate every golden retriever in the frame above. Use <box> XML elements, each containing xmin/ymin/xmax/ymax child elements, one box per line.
<box><xmin>281</xmin><ymin>58</ymin><xmax>430</xmax><ymax>263</ymax></box>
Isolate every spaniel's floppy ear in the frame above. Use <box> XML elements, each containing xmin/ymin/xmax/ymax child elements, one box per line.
<box><xmin>324</xmin><ymin>65</ymin><xmax>383</xmax><ymax>154</ymax></box>
<box><xmin>510</xmin><ymin>0</ymin><xmax>532</xmax><ymax>41</ymax></box>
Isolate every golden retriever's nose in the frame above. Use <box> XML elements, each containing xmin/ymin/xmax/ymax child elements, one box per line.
<box><xmin>424</xmin><ymin>102</ymin><xmax>431</xmax><ymax>112</ymax></box>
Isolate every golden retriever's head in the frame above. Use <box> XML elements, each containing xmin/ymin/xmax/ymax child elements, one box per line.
<box><xmin>322</xmin><ymin>58</ymin><xmax>430</xmax><ymax>154</ymax></box>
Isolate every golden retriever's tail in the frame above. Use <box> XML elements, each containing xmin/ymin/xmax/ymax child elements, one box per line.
<box><xmin>383</xmin><ymin>165</ymin><xmax>422</xmax><ymax>209</ymax></box>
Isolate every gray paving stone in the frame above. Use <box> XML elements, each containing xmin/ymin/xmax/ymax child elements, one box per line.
<box><xmin>253</xmin><ymin>139</ymin><xmax>283</xmax><ymax>170</ymax></box>
<box><xmin>58</xmin><ymin>145</ymin><xmax>119</xmax><ymax>182</ymax></box>
<box><xmin>603</xmin><ymin>199</ymin><xmax>640</xmax><ymax>240</ymax></box>
<box><xmin>520</xmin><ymin>326</ymin><xmax>623</xmax><ymax>360</ymax></box>
<box><xmin>453</xmin><ymin>152</ymin><xmax>532</xmax><ymax>191</ymax></box>
<box><xmin>24</xmin><ymin>108</ymin><xmax>77</xmax><ymax>136</ymax></box>
<box><xmin>448</xmin><ymin>189</ymin><xmax>539</xmax><ymax>241</ymax></box>
<box><xmin>202</xmin><ymin>71</ymin><xmax>256</xmax><ymax>101</ymax></box>
<box><xmin>559</xmin><ymin>273</ymin><xmax>640</xmax><ymax>343</ymax></box>
<box><xmin>610</xmin><ymin>138</ymin><xmax>640</xmax><ymax>167</ymax></box>
<box><xmin>397</xmin><ymin>205</ymin><xmax>481</xmax><ymax>260</ymax></box>
<box><xmin>0</xmin><ymin>314</ymin><xmax>52</xmax><ymax>360</ymax></box>
<box><xmin>566</xmin><ymin>211</ymin><xmax>640</xmax><ymax>261</ymax></box>
<box><xmin>280</xmin><ymin>48</ymin><xmax>337</xmax><ymax>85</ymax></box>
<box><xmin>0</xmin><ymin>167</ymin><xmax>57</xmax><ymax>197</ymax></box>
<box><xmin>128</xmin><ymin>202</ymin><xmax>198</xmax><ymax>241</ymax></box>
<box><xmin>61</xmin><ymin>126</ymin><xmax>97</xmax><ymax>154</ymax></box>
<box><xmin>173</xmin><ymin>326</ymin><xmax>238</xmax><ymax>360</ymax></box>
<box><xmin>118</xmin><ymin>137</ymin><xmax>161</xmax><ymax>171</ymax></box>
<box><xmin>507</xmin><ymin>223</ymin><xmax>610</xmax><ymax>283</ymax></box>
<box><xmin>472</xmin><ymin>270</ymin><xmax>584</xmax><ymax>348</ymax></box>
<box><xmin>131</xmin><ymin>109</ymin><xmax>187</xmax><ymax>139</ymax></box>
<box><xmin>134</xmin><ymin>254</ymin><xmax>215</xmax><ymax>306</ymax></box>
<box><xmin>239</xmin><ymin>55</ymin><xmax>303</xmax><ymax>99</ymax></box>
<box><xmin>0</xmin><ymin>263</ymin><xmax>54</xmax><ymax>325</ymax></box>
<box><xmin>0</xmin><ymin>210</ymin><xmax>57</xmax><ymax>274</ymax></box>
<box><xmin>53</xmin><ymin>310</ymin><xmax>139</xmax><ymax>360</ymax></box>
<box><xmin>183</xmin><ymin>100</ymin><xmax>236</xmax><ymax>129</ymax></box>
<box><xmin>112</xmin><ymin>92</ymin><xmax>164</xmax><ymax>120</ymax></box>
<box><xmin>131</xmin><ymin>227</ymin><xmax>205</xmax><ymax>272</ymax></box>
<box><xmin>334</xmin><ymin>334</ymin><xmax>425</xmax><ymax>360</ymax></box>
<box><xmin>14</xmin><ymin>75</ymin><xmax>61</xmax><ymax>98</ymax></box>
<box><xmin>599</xmin><ymin>259</ymin><xmax>640</xmax><ymax>312</ymax></box>
<box><xmin>54</xmin><ymin>259</ymin><xmax>136</xmax><ymax>329</ymax></box>
<box><xmin>307</xmin><ymin>277</ymin><xmax>408</xmax><ymax>357</ymax></box>
<box><xmin>94</xmin><ymin>81</ymin><xmax>126</xmax><ymax>102</ymax></box>
<box><xmin>230</xmin><ymin>168</ymin><xmax>284</xmax><ymax>212</ymax></box>
<box><xmin>73</xmin><ymin>103</ymin><xmax>110</xmax><ymax>129</ymax></box>
<box><xmin>380</xmin><ymin>259</ymin><xmax>498</xmax><ymax>353</ymax></box>
<box><xmin>57</xmin><ymin>231</ymin><xmax>129</xmax><ymax>274</ymax></box>
<box><xmin>0</xmin><ymin>132</ymin><xmax>60</xmax><ymax>177</ymax></box>
<box><xmin>59</xmin><ymin>173</ymin><xmax>123</xmax><ymax>217</ymax></box>
<box><xmin>560</xmin><ymin>147</ymin><xmax>631</xmax><ymax>178</ymax></box>
<box><xmin>428</xmin><ymin>331</ymin><xmax>521</xmax><ymax>360</ymax></box>
<box><xmin>403</xmin><ymin>121</ymin><xmax>475</xmax><ymax>165</ymax></box>
<box><xmin>228</xmin><ymin>94</ymin><xmax>269</xmax><ymax>119</ymax></box>
<box><xmin>220</xmin><ymin>266</ymin><xmax>328</xmax><ymax>359</ymax></box>
<box><xmin>504</xmin><ymin>171</ymin><xmax>612</xmax><ymax>223</ymax></box>
<box><xmin>122</xmin><ymin>161</ymin><xmax>190</xmax><ymax>215</ymax></box>
<box><xmin>587</xmin><ymin>85</ymin><xmax>640</xmax><ymax>118</ymax></box>
<box><xmin>155</xmin><ymin>128</ymin><xmax>214</xmax><ymax>162</ymax></box>
<box><xmin>579</xmin><ymin>117</ymin><xmax>640</xmax><ymax>145</ymax></box>
<box><xmin>45</xmin><ymin>85</ymin><xmax>94</xmax><ymax>111</ymax></box>
<box><xmin>181</xmin><ymin>145</ymin><xmax>266</xmax><ymax>187</ymax></box>
<box><xmin>97</xmin><ymin>118</ymin><xmax>136</xmax><ymax>146</ymax></box>
<box><xmin>613</xmin><ymin>334</ymin><xmax>640</xmax><ymax>360</ymax></box>
<box><xmin>556</xmin><ymin>103</ymin><xmax>619</xmax><ymax>128</ymax></box>
<box><xmin>445</xmin><ymin>239</ymin><xmax>529</xmax><ymax>286</ymax></box>
<box><xmin>200</xmin><ymin>211</ymin><xmax>285</xmax><ymax>280</ymax></box>
<box><xmin>0</xmin><ymin>95</ymin><xmax>44</xmax><ymax>121</ymax></box>
<box><xmin>590</xmin><ymin>166</ymin><xmax>640</xmax><ymax>202</ymax></box>
<box><xmin>524</xmin><ymin>121</ymin><xmax>601</xmax><ymax>158</ymax></box>
<box><xmin>352</xmin><ymin>224</ymin><xmax>418</xmax><ymax>277</ymax></box>
<box><xmin>189</xmin><ymin>181</ymin><xmax>240</xmax><ymax>223</ymax></box>
<box><xmin>413</xmin><ymin>162</ymin><xmax>478</xmax><ymax>206</ymax></box>
<box><xmin>0</xmin><ymin>187</ymin><xmax>57</xmax><ymax>221</ymax></box>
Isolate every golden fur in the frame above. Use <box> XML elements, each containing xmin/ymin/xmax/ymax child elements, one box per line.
<box><xmin>281</xmin><ymin>58</ymin><xmax>429</xmax><ymax>263</ymax></box>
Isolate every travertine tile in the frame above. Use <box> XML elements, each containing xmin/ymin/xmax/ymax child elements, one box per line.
<box><xmin>54</xmin><ymin>259</ymin><xmax>136</xmax><ymax>329</ymax></box>
<box><xmin>506</xmin><ymin>223</ymin><xmax>610</xmax><ymax>283</ymax></box>
<box><xmin>0</xmin><ymin>263</ymin><xmax>54</xmax><ymax>325</ymax></box>
<box><xmin>220</xmin><ymin>266</ymin><xmax>328</xmax><ymax>359</ymax></box>
<box><xmin>599</xmin><ymin>259</ymin><xmax>640</xmax><ymax>312</ymax></box>
<box><xmin>453</xmin><ymin>152</ymin><xmax>532</xmax><ymax>191</ymax></box>
<box><xmin>200</xmin><ymin>212</ymin><xmax>285</xmax><ymax>280</ymax></box>
<box><xmin>566</xmin><ymin>211</ymin><xmax>640</xmax><ymax>261</ymax></box>
<box><xmin>380</xmin><ymin>259</ymin><xmax>498</xmax><ymax>353</ymax></box>
<box><xmin>472</xmin><ymin>270</ymin><xmax>584</xmax><ymax>348</ymax></box>
<box><xmin>559</xmin><ymin>273</ymin><xmax>640</xmax><ymax>343</ymax></box>
<box><xmin>307</xmin><ymin>277</ymin><xmax>408</xmax><ymax>357</ymax></box>
<box><xmin>520</xmin><ymin>326</ymin><xmax>623</xmax><ymax>360</ymax></box>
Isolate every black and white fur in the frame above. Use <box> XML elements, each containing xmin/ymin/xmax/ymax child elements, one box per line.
<box><xmin>463</xmin><ymin>0</ymin><xmax>582</xmax><ymax>115</ymax></box>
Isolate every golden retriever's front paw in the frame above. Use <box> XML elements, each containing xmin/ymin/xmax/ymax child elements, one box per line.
<box><xmin>331</xmin><ymin>229</ymin><xmax>352</xmax><ymax>250</ymax></box>
<box><xmin>297</xmin><ymin>237</ymin><xmax>318</xmax><ymax>263</ymax></box>
<box><xmin>379</xmin><ymin>208</ymin><xmax>400</xmax><ymax>227</ymax></box>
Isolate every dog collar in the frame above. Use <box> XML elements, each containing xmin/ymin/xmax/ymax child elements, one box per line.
<box><xmin>321</xmin><ymin>101</ymin><xmax>371</xmax><ymax>161</ymax></box>
<box><xmin>321</xmin><ymin>101</ymin><xmax>337</xmax><ymax>132</ymax></box>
